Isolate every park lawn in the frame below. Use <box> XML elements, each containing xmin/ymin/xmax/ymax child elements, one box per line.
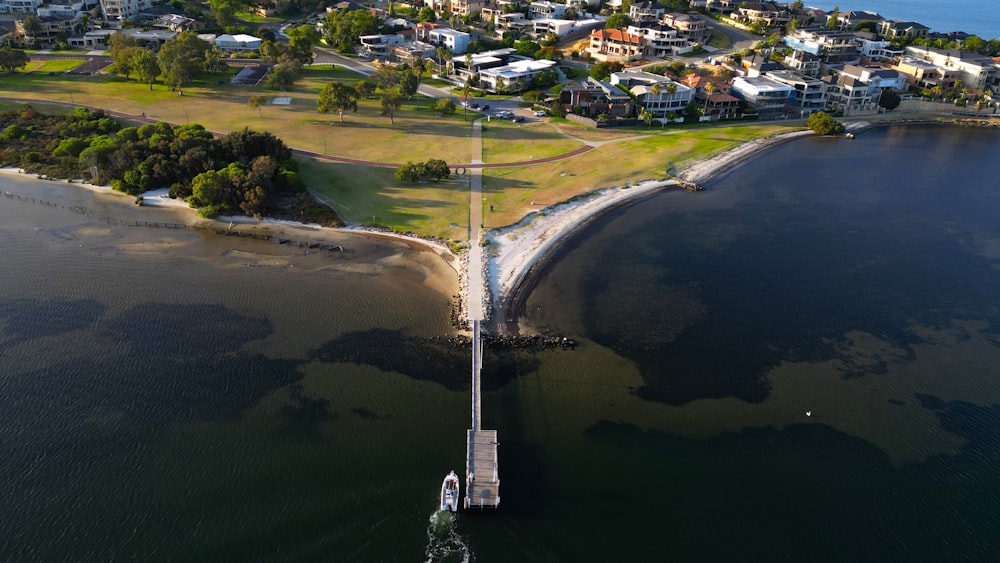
<box><xmin>482</xmin><ymin>124</ymin><xmax>797</xmax><ymax>228</ymax></box>
<box><xmin>0</xmin><ymin>68</ymin><xmax>476</xmax><ymax>163</ymax></box>
<box><xmin>481</xmin><ymin>119</ymin><xmax>583</xmax><ymax>163</ymax></box>
<box><xmin>297</xmin><ymin>157</ymin><xmax>470</xmax><ymax>239</ymax></box>
<box><xmin>22</xmin><ymin>59</ymin><xmax>85</xmax><ymax>73</ymax></box>
<box><xmin>707</xmin><ymin>29</ymin><xmax>731</xmax><ymax>50</ymax></box>
<box><xmin>422</xmin><ymin>78</ymin><xmax>454</xmax><ymax>88</ymax></box>
<box><xmin>234</xmin><ymin>9</ymin><xmax>288</xmax><ymax>23</ymax></box>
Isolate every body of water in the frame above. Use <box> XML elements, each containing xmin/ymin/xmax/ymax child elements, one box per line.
<box><xmin>806</xmin><ymin>0</ymin><xmax>1000</xmax><ymax>38</ymax></box>
<box><xmin>3</xmin><ymin>124</ymin><xmax>1000</xmax><ymax>561</ymax></box>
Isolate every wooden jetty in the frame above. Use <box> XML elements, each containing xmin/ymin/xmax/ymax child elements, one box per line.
<box><xmin>465</xmin><ymin>320</ymin><xmax>500</xmax><ymax>509</ymax></box>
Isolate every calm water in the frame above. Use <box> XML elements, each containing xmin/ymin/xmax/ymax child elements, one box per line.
<box><xmin>3</xmin><ymin>124</ymin><xmax>1000</xmax><ymax>562</ymax></box>
<box><xmin>806</xmin><ymin>0</ymin><xmax>1000</xmax><ymax>38</ymax></box>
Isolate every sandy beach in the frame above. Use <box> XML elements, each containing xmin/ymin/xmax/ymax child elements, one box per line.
<box><xmin>485</xmin><ymin>129</ymin><xmax>816</xmax><ymax>332</ymax></box>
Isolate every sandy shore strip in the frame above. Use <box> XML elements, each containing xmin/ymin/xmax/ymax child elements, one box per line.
<box><xmin>486</xmin><ymin>129</ymin><xmax>815</xmax><ymax>331</ymax></box>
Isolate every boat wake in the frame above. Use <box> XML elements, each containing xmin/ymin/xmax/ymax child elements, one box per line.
<box><xmin>424</xmin><ymin>509</ymin><xmax>472</xmax><ymax>563</ymax></box>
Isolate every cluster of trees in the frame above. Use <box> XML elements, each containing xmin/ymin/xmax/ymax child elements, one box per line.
<box><xmin>0</xmin><ymin>46</ymin><xmax>29</xmax><ymax>73</ymax></box>
<box><xmin>807</xmin><ymin>111</ymin><xmax>845</xmax><ymax>135</ymax></box>
<box><xmin>108</xmin><ymin>30</ymin><xmax>216</xmax><ymax>95</ymax></box>
<box><xmin>395</xmin><ymin>159</ymin><xmax>450</xmax><ymax>183</ymax></box>
<box><xmin>317</xmin><ymin>61</ymin><xmax>435</xmax><ymax>124</ymax></box>
<box><xmin>0</xmin><ymin>107</ymin><xmax>302</xmax><ymax>218</ymax></box>
<box><xmin>323</xmin><ymin>8</ymin><xmax>381</xmax><ymax>52</ymax></box>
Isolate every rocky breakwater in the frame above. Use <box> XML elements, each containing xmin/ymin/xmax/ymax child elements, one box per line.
<box><xmin>429</xmin><ymin>332</ymin><xmax>576</xmax><ymax>351</ymax></box>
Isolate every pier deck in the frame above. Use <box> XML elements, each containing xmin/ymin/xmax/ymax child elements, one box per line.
<box><xmin>465</xmin><ymin>320</ymin><xmax>499</xmax><ymax>509</ymax></box>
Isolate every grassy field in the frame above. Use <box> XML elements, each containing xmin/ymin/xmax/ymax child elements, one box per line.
<box><xmin>481</xmin><ymin>119</ymin><xmax>583</xmax><ymax>163</ymax></box>
<box><xmin>481</xmin><ymin>124</ymin><xmax>797</xmax><ymax>227</ymax></box>
<box><xmin>298</xmin><ymin>158</ymin><xmax>471</xmax><ymax>240</ymax></box>
<box><xmin>24</xmin><ymin>59</ymin><xmax>85</xmax><ymax>73</ymax></box>
<box><xmin>1</xmin><ymin>59</ymin><xmax>808</xmax><ymax>237</ymax></box>
<box><xmin>707</xmin><ymin>29</ymin><xmax>732</xmax><ymax>50</ymax></box>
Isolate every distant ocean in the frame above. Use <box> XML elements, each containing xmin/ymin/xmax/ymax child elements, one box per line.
<box><xmin>806</xmin><ymin>1</ymin><xmax>1000</xmax><ymax>39</ymax></box>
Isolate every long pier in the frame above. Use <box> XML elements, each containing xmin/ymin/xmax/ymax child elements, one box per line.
<box><xmin>465</xmin><ymin>320</ymin><xmax>500</xmax><ymax>509</ymax></box>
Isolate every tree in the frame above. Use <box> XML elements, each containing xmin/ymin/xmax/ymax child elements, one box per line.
<box><xmin>317</xmin><ymin>82</ymin><xmax>359</xmax><ymax>122</ymax></box>
<box><xmin>590</xmin><ymin>61</ymin><xmax>623</xmax><ymax>81</ymax></box>
<box><xmin>400</xmin><ymin>67</ymin><xmax>420</xmax><ymax>98</ymax></box>
<box><xmin>374</xmin><ymin>64</ymin><xmax>401</xmax><ymax>90</ymax></box>
<box><xmin>435</xmin><ymin>46</ymin><xmax>451</xmax><ymax>75</ymax></box>
<box><xmin>606</xmin><ymin>13</ymin><xmax>633</xmax><ymax>30</ymax></box>
<box><xmin>324</xmin><ymin>8</ymin><xmax>379</xmax><ymax>53</ymax></box>
<box><xmin>266</xmin><ymin>61</ymin><xmax>299</xmax><ymax>90</ymax></box>
<box><xmin>22</xmin><ymin>15</ymin><xmax>42</xmax><ymax>40</ymax></box>
<box><xmin>640</xmin><ymin>108</ymin><xmax>654</xmax><ymax>128</ymax></box>
<box><xmin>157</xmin><ymin>31</ymin><xmax>208</xmax><ymax>96</ymax></box>
<box><xmin>248</xmin><ymin>95</ymin><xmax>267</xmax><ymax>117</ymax></box>
<box><xmin>132</xmin><ymin>48</ymin><xmax>160</xmax><ymax>90</ymax></box>
<box><xmin>826</xmin><ymin>6</ymin><xmax>839</xmax><ymax>29</ymax></box>
<box><xmin>877</xmin><ymin>90</ymin><xmax>901</xmax><ymax>111</ymax></box>
<box><xmin>0</xmin><ymin>46</ymin><xmax>29</xmax><ymax>73</ymax></box>
<box><xmin>380</xmin><ymin>87</ymin><xmax>403</xmax><ymax>124</ymax></box>
<box><xmin>209</xmin><ymin>0</ymin><xmax>237</xmax><ymax>27</ymax></box>
<box><xmin>434</xmin><ymin>98</ymin><xmax>456</xmax><ymax>115</ymax></box>
<box><xmin>285</xmin><ymin>24</ymin><xmax>321</xmax><ymax>64</ymax></box>
<box><xmin>807</xmin><ymin>111</ymin><xmax>845</xmax><ymax>135</ymax></box>
<box><xmin>108</xmin><ymin>32</ymin><xmax>141</xmax><ymax>78</ymax></box>
<box><xmin>418</xmin><ymin>6</ymin><xmax>436</xmax><ymax>22</ymax></box>
<box><xmin>356</xmin><ymin>77</ymin><xmax>376</xmax><ymax>98</ymax></box>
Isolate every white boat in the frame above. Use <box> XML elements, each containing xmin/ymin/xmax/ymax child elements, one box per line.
<box><xmin>440</xmin><ymin>470</ymin><xmax>460</xmax><ymax>512</ymax></box>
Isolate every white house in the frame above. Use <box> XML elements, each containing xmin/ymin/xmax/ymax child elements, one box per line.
<box><xmin>215</xmin><ymin>33</ymin><xmax>263</xmax><ymax>53</ymax></box>
<box><xmin>477</xmin><ymin>58</ymin><xmax>556</xmax><ymax>91</ymax></box>
<box><xmin>99</xmin><ymin>0</ymin><xmax>152</xmax><ymax>21</ymax></box>
<box><xmin>0</xmin><ymin>0</ymin><xmax>44</xmax><ymax>14</ymax></box>
<box><xmin>529</xmin><ymin>0</ymin><xmax>565</xmax><ymax>19</ymax></box>
<box><xmin>427</xmin><ymin>27</ymin><xmax>471</xmax><ymax>55</ymax></box>
<box><xmin>731</xmin><ymin>75</ymin><xmax>794</xmax><ymax>119</ymax></box>
<box><xmin>626</xmin><ymin>24</ymin><xmax>692</xmax><ymax>58</ymax></box>
<box><xmin>610</xmin><ymin>69</ymin><xmax>693</xmax><ymax>118</ymax></box>
<box><xmin>532</xmin><ymin>18</ymin><xmax>575</xmax><ymax>38</ymax></box>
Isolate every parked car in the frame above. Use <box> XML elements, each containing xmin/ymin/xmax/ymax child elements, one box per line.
<box><xmin>512</xmin><ymin>115</ymin><xmax>525</xmax><ymax>123</ymax></box>
<box><xmin>534</xmin><ymin>110</ymin><xmax>547</xmax><ymax>117</ymax></box>
<box><xmin>471</xmin><ymin>103</ymin><xmax>480</xmax><ymax>109</ymax></box>
<box><xmin>481</xmin><ymin>105</ymin><xmax>490</xmax><ymax>111</ymax></box>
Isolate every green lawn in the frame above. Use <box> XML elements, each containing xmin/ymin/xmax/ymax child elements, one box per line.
<box><xmin>707</xmin><ymin>29</ymin><xmax>732</xmax><ymax>50</ymax></box>
<box><xmin>298</xmin><ymin>157</ymin><xmax>470</xmax><ymax>239</ymax></box>
<box><xmin>26</xmin><ymin>59</ymin><xmax>85</xmax><ymax>73</ymax></box>
<box><xmin>481</xmin><ymin>119</ymin><xmax>583</xmax><ymax>163</ymax></box>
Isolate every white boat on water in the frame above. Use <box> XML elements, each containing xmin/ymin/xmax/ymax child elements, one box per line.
<box><xmin>440</xmin><ymin>470</ymin><xmax>460</xmax><ymax>512</ymax></box>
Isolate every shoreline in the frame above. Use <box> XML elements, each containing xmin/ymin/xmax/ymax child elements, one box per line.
<box><xmin>485</xmin><ymin>128</ymin><xmax>817</xmax><ymax>334</ymax></box>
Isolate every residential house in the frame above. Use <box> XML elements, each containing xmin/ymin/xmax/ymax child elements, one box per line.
<box><xmin>453</xmin><ymin>47</ymin><xmax>516</xmax><ymax>82</ymax></box>
<box><xmin>626</xmin><ymin>23</ymin><xmax>691</xmax><ymax>58</ymax></box>
<box><xmin>855</xmin><ymin>38</ymin><xmax>902</xmax><ymax>63</ymax></box>
<box><xmin>833</xmin><ymin>10</ymin><xmax>883</xmax><ymax>31</ymax></box>
<box><xmin>529</xmin><ymin>0</ymin><xmax>565</xmax><ymax>19</ymax></box>
<box><xmin>628</xmin><ymin>1</ymin><xmax>663</xmax><ymax>24</ymax></box>
<box><xmin>822</xmin><ymin>65</ymin><xmax>905</xmax><ymax>113</ymax></box>
<box><xmin>215</xmin><ymin>33</ymin><xmax>262</xmax><ymax>53</ymax></box>
<box><xmin>478</xmin><ymin>58</ymin><xmax>557</xmax><ymax>91</ymax></box>
<box><xmin>390</xmin><ymin>41</ymin><xmax>437</xmax><ymax>65</ymax></box>
<box><xmin>15</xmin><ymin>14</ymin><xmax>75</xmax><ymax>45</ymax></box>
<box><xmin>449</xmin><ymin>0</ymin><xmax>486</xmax><ymax>18</ymax></box>
<box><xmin>878</xmin><ymin>20</ymin><xmax>929</xmax><ymax>41</ymax></box>
<box><xmin>559</xmin><ymin>77</ymin><xmax>632</xmax><ymax>117</ymax></box>
<box><xmin>0</xmin><ymin>0</ymin><xmax>43</xmax><ymax>14</ymax></box>
<box><xmin>587</xmin><ymin>28</ymin><xmax>645</xmax><ymax>62</ymax></box>
<box><xmin>784</xmin><ymin>27</ymin><xmax>860</xmax><ymax>67</ymax></box>
<box><xmin>683</xmin><ymin>73</ymin><xmax>731</xmax><ymax>96</ymax></box>
<box><xmin>427</xmin><ymin>27</ymin><xmax>471</xmax><ymax>54</ymax></box>
<box><xmin>533</xmin><ymin>18</ymin><xmax>575</xmax><ymax>38</ymax></box>
<box><xmin>360</xmin><ymin>33</ymin><xmax>408</xmax><ymax>60</ymax></box>
<box><xmin>735</xmin><ymin>2</ymin><xmax>789</xmax><ymax>28</ymax></box>
<box><xmin>610</xmin><ymin>69</ymin><xmax>692</xmax><ymax>117</ymax></box>
<box><xmin>494</xmin><ymin>12</ymin><xmax>531</xmax><ymax>37</ymax></box>
<box><xmin>903</xmin><ymin>45</ymin><xmax>1000</xmax><ymax>90</ymax></box>
<box><xmin>37</xmin><ymin>0</ymin><xmax>95</xmax><ymax>18</ymax></box>
<box><xmin>699</xmin><ymin>92</ymin><xmax>740</xmax><ymax>120</ymax></box>
<box><xmin>730</xmin><ymin>75</ymin><xmax>794</xmax><ymax>119</ymax></box>
<box><xmin>68</xmin><ymin>27</ymin><xmax>175</xmax><ymax>49</ymax></box>
<box><xmin>659</xmin><ymin>12</ymin><xmax>708</xmax><ymax>44</ymax></box>
<box><xmin>744</xmin><ymin>55</ymin><xmax>785</xmax><ymax>77</ymax></box>
<box><xmin>154</xmin><ymin>13</ymin><xmax>204</xmax><ymax>32</ymax></box>
<box><xmin>893</xmin><ymin>56</ymin><xmax>961</xmax><ymax>89</ymax></box>
<box><xmin>100</xmin><ymin>0</ymin><xmax>153</xmax><ymax>21</ymax></box>
<box><xmin>766</xmin><ymin>69</ymin><xmax>826</xmax><ymax>115</ymax></box>
<box><xmin>783</xmin><ymin>49</ymin><xmax>821</xmax><ymax>77</ymax></box>
<box><xmin>704</xmin><ymin>0</ymin><xmax>737</xmax><ymax>16</ymax></box>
